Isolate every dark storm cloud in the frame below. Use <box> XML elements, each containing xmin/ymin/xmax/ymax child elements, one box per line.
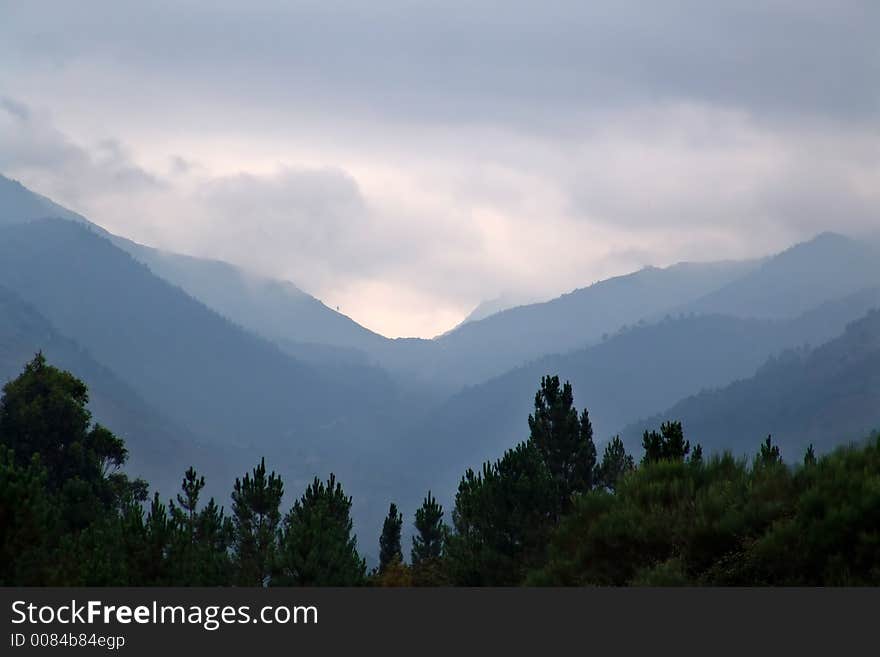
<box><xmin>3</xmin><ymin>1</ymin><xmax>878</xmax><ymax>127</ymax></box>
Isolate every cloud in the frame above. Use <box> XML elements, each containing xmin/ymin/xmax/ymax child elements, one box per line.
<box><xmin>0</xmin><ymin>2</ymin><xmax>877</xmax><ymax>336</ymax></box>
<box><xmin>0</xmin><ymin>98</ymin><xmax>164</xmax><ymax>204</ymax></box>
<box><xmin>0</xmin><ymin>100</ymin><xmax>493</xmax><ymax>335</ymax></box>
<box><xmin>560</xmin><ymin>104</ymin><xmax>880</xmax><ymax>243</ymax></box>
<box><xmin>2</xmin><ymin>1</ymin><xmax>877</xmax><ymax>128</ymax></box>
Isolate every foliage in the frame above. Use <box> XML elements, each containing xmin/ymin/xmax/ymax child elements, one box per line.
<box><xmin>231</xmin><ymin>457</ymin><xmax>284</xmax><ymax>586</ymax></box>
<box><xmin>641</xmin><ymin>421</ymin><xmax>691</xmax><ymax>464</ymax></box>
<box><xmin>378</xmin><ymin>503</ymin><xmax>404</xmax><ymax>574</ymax></box>
<box><xmin>531</xmin><ymin>434</ymin><xmax>880</xmax><ymax>586</ymax></box>
<box><xmin>2</xmin><ymin>353</ymin><xmax>880</xmax><ymax>587</ymax></box>
<box><xmin>0</xmin><ymin>448</ymin><xmax>57</xmax><ymax>584</ymax></box>
<box><xmin>411</xmin><ymin>491</ymin><xmax>448</xmax><ymax>585</ymax></box>
<box><xmin>528</xmin><ymin>375</ymin><xmax>597</xmax><ymax>515</ymax></box>
<box><xmin>446</xmin><ymin>441</ymin><xmax>556</xmax><ymax>585</ymax></box>
<box><xmin>279</xmin><ymin>474</ymin><xmax>366</xmax><ymax>586</ymax></box>
<box><xmin>594</xmin><ymin>436</ymin><xmax>635</xmax><ymax>492</ymax></box>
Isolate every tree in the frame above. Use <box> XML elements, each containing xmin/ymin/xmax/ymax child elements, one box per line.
<box><xmin>231</xmin><ymin>457</ymin><xmax>283</xmax><ymax>586</ymax></box>
<box><xmin>371</xmin><ymin>558</ymin><xmax>413</xmax><ymax>587</ymax></box>
<box><xmin>641</xmin><ymin>421</ymin><xmax>690</xmax><ymax>464</ymax></box>
<box><xmin>447</xmin><ymin>441</ymin><xmax>556</xmax><ymax>585</ymax></box>
<box><xmin>0</xmin><ymin>353</ymin><xmax>139</xmax><ymax>517</ymax></box>
<box><xmin>756</xmin><ymin>435</ymin><xmax>782</xmax><ymax>469</ymax></box>
<box><xmin>168</xmin><ymin>467</ymin><xmax>232</xmax><ymax>585</ymax></box>
<box><xmin>0</xmin><ymin>448</ymin><xmax>57</xmax><ymax>585</ymax></box>
<box><xmin>803</xmin><ymin>444</ymin><xmax>816</xmax><ymax>467</ymax></box>
<box><xmin>279</xmin><ymin>474</ymin><xmax>365</xmax><ymax>586</ymax></box>
<box><xmin>595</xmin><ymin>436</ymin><xmax>634</xmax><ymax>492</ymax></box>
<box><xmin>528</xmin><ymin>375</ymin><xmax>597</xmax><ymax>514</ymax></box>
<box><xmin>172</xmin><ymin>467</ymin><xmax>205</xmax><ymax>537</ymax></box>
<box><xmin>379</xmin><ymin>503</ymin><xmax>404</xmax><ymax>574</ymax></box>
<box><xmin>0</xmin><ymin>353</ymin><xmax>91</xmax><ymax>485</ymax></box>
<box><xmin>412</xmin><ymin>491</ymin><xmax>445</xmax><ymax>564</ymax></box>
<box><xmin>192</xmin><ymin>497</ymin><xmax>234</xmax><ymax>585</ymax></box>
<box><xmin>0</xmin><ymin>352</ymin><xmax>144</xmax><ymax>583</ymax></box>
<box><xmin>142</xmin><ymin>492</ymin><xmax>172</xmax><ymax>584</ymax></box>
<box><xmin>690</xmin><ymin>443</ymin><xmax>704</xmax><ymax>465</ymax></box>
<box><xmin>411</xmin><ymin>491</ymin><xmax>447</xmax><ymax>584</ymax></box>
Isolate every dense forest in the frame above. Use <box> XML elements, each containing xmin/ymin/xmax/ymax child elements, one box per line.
<box><xmin>1</xmin><ymin>353</ymin><xmax>878</xmax><ymax>586</ymax></box>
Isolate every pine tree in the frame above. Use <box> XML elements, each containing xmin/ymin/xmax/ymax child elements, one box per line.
<box><xmin>141</xmin><ymin>492</ymin><xmax>172</xmax><ymax>585</ymax></box>
<box><xmin>641</xmin><ymin>421</ymin><xmax>690</xmax><ymax>464</ymax></box>
<box><xmin>173</xmin><ymin>467</ymin><xmax>205</xmax><ymax>536</ymax></box>
<box><xmin>447</xmin><ymin>441</ymin><xmax>556</xmax><ymax>585</ymax></box>
<box><xmin>412</xmin><ymin>491</ymin><xmax>445</xmax><ymax>564</ymax></box>
<box><xmin>756</xmin><ymin>435</ymin><xmax>782</xmax><ymax>469</ymax></box>
<box><xmin>411</xmin><ymin>491</ymin><xmax>446</xmax><ymax>584</ymax></box>
<box><xmin>803</xmin><ymin>444</ymin><xmax>817</xmax><ymax>467</ymax></box>
<box><xmin>379</xmin><ymin>503</ymin><xmax>404</xmax><ymax>573</ymax></box>
<box><xmin>690</xmin><ymin>443</ymin><xmax>704</xmax><ymax>465</ymax></box>
<box><xmin>528</xmin><ymin>375</ymin><xmax>598</xmax><ymax>513</ymax></box>
<box><xmin>231</xmin><ymin>457</ymin><xmax>283</xmax><ymax>586</ymax></box>
<box><xmin>193</xmin><ymin>498</ymin><xmax>234</xmax><ymax>585</ymax></box>
<box><xmin>279</xmin><ymin>474</ymin><xmax>365</xmax><ymax>586</ymax></box>
<box><xmin>0</xmin><ymin>448</ymin><xmax>57</xmax><ymax>585</ymax></box>
<box><xmin>595</xmin><ymin>436</ymin><xmax>634</xmax><ymax>492</ymax></box>
<box><xmin>168</xmin><ymin>467</ymin><xmax>232</xmax><ymax>585</ymax></box>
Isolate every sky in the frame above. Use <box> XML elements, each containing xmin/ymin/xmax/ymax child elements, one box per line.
<box><xmin>0</xmin><ymin>1</ymin><xmax>878</xmax><ymax>338</ymax></box>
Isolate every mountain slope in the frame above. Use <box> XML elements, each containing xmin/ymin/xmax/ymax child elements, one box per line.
<box><xmin>416</xmin><ymin>259</ymin><xmax>761</xmax><ymax>385</ymax></box>
<box><xmin>0</xmin><ymin>219</ymin><xmax>413</xmax><ymax>451</ymax></box>
<box><xmin>0</xmin><ymin>175</ymin><xmax>82</xmax><ymax>226</ymax></box>
<box><xmin>679</xmin><ymin>232</ymin><xmax>880</xmax><ymax>319</ymax></box>
<box><xmin>622</xmin><ymin>309</ymin><xmax>880</xmax><ymax>459</ymax></box>
<box><xmin>0</xmin><ymin>173</ymin><xmax>390</xmax><ymax>360</ymax></box>
<box><xmin>424</xmin><ymin>232</ymin><xmax>880</xmax><ymax>387</ymax></box>
<box><xmin>393</xmin><ymin>288</ymin><xmax>880</xmax><ymax>505</ymax></box>
<box><xmin>115</xmin><ymin>239</ymin><xmax>391</xmax><ymax>359</ymax></box>
<box><xmin>0</xmin><ymin>283</ymin><xmax>246</xmax><ymax>500</ymax></box>
<box><xmin>0</xmin><ymin>217</ymin><xmax>439</xmax><ymax>546</ymax></box>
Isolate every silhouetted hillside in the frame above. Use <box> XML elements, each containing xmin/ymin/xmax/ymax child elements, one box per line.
<box><xmin>118</xmin><ymin>239</ymin><xmax>391</xmax><ymax>359</ymax></box>
<box><xmin>0</xmin><ymin>174</ymin><xmax>391</xmax><ymax>361</ymax></box>
<box><xmin>0</xmin><ymin>175</ymin><xmax>82</xmax><ymax>226</ymax></box>
<box><xmin>416</xmin><ymin>259</ymin><xmax>760</xmax><ymax>385</ymax></box>
<box><xmin>623</xmin><ymin>309</ymin><xmax>880</xmax><ymax>458</ymax></box>
<box><xmin>396</xmin><ymin>288</ymin><xmax>880</xmax><ymax>505</ymax></box>
<box><xmin>0</xmin><ymin>284</ymin><xmax>250</xmax><ymax>500</ymax></box>
<box><xmin>679</xmin><ymin>232</ymin><xmax>880</xmax><ymax>319</ymax></box>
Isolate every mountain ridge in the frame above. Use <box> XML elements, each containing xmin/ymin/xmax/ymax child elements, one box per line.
<box><xmin>621</xmin><ymin>307</ymin><xmax>880</xmax><ymax>459</ymax></box>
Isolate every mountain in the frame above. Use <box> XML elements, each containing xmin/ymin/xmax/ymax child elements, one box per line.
<box><xmin>0</xmin><ymin>219</ymin><xmax>325</xmax><ymax>445</ymax></box>
<box><xmin>0</xmin><ymin>174</ymin><xmax>390</xmax><ymax>361</ymax></box>
<box><xmin>0</xmin><ymin>175</ymin><xmax>82</xmax><ymax>226</ymax></box>
<box><xmin>5</xmin><ymin>172</ymin><xmax>880</xmax><ymax>543</ymax></box>
<box><xmin>115</xmin><ymin>239</ymin><xmax>391</xmax><ymax>359</ymax></box>
<box><xmin>0</xmin><ymin>283</ymin><xmax>250</xmax><ymax>501</ymax></box>
<box><xmin>0</xmin><ymin>176</ymin><xmax>435</xmax><ymax>544</ymax></box>
<box><xmin>0</xmin><ymin>219</ymin><xmax>432</xmax><ymax>540</ymax></box>
<box><xmin>452</xmin><ymin>294</ymin><xmax>537</xmax><ymax>330</ymax></box>
<box><xmin>411</xmin><ymin>259</ymin><xmax>762</xmax><ymax>386</ymax></box>
<box><xmin>678</xmin><ymin>232</ymin><xmax>880</xmax><ymax>320</ymax></box>
<box><xmin>622</xmin><ymin>309</ymin><xmax>880</xmax><ymax>460</ymax></box>
<box><xmin>392</xmin><ymin>288</ymin><xmax>880</xmax><ymax>506</ymax></box>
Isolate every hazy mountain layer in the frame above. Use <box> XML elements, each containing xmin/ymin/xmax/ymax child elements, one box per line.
<box><xmin>0</xmin><ymin>174</ymin><xmax>389</xmax><ymax>360</ymax></box>
<box><xmin>0</xmin><ymin>283</ymin><xmax>250</xmax><ymax>502</ymax></box>
<box><xmin>407</xmin><ymin>259</ymin><xmax>762</xmax><ymax>386</ymax></box>
<box><xmin>622</xmin><ymin>309</ymin><xmax>880</xmax><ymax>460</ymax></box>
<box><xmin>393</xmin><ymin>288</ymin><xmax>880</xmax><ymax>508</ymax></box>
<box><xmin>678</xmin><ymin>232</ymin><xmax>880</xmax><ymax>320</ymax></box>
